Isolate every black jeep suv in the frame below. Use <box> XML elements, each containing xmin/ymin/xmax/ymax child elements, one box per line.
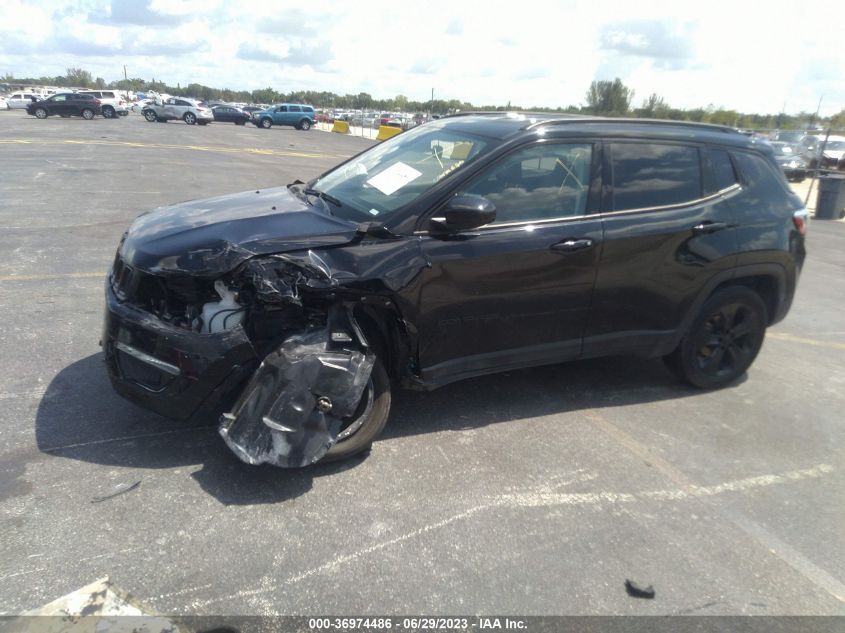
<box><xmin>102</xmin><ymin>113</ymin><xmax>807</xmax><ymax>468</ymax></box>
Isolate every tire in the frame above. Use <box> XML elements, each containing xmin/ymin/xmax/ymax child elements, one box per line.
<box><xmin>34</xmin><ymin>107</ymin><xmax>48</xmax><ymax>119</ymax></box>
<box><xmin>81</xmin><ymin>108</ymin><xmax>95</xmax><ymax>120</ymax></box>
<box><xmin>665</xmin><ymin>286</ymin><xmax>767</xmax><ymax>389</ymax></box>
<box><xmin>298</xmin><ymin>118</ymin><xmax>312</xmax><ymax>131</ymax></box>
<box><xmin>322</xmin><ymin>357</ymin><xmax>391</xmax><ymax>462</ymax></box>
<box><xmin>260</xmin><ymin>117</ymin><xmax>272</xmax><ymax>129</ymax></box>
<box><xmin>102</xmin><ymin>106</ymin><xmax>115</xmax><ymax>119</ymax></box>
<box><xmin>235</xmin><ymin>120</ymin><xmax>245</xmax><ymax>126</ymax></box>
<box><xmin>184</xmin><ymin>112</ymin><xmax>196</xmax><ymax>125</ymax></box>
<box><xmin>143</xmin><ymin>110</ymin><xmax>157</xmax><ymax>122</ymax></box>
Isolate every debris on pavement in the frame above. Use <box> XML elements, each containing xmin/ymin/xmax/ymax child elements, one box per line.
<box><xmin>91</xmin><ymin>480</ymin><xmax>141</xmax><ymax>503</ymax></box>
<box><xmin>625</xmin><ymin>578</ymin><xmax>656</xmax><ymax>599</ymax></box>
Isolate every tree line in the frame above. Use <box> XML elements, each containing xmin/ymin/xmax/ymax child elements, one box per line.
<box><xmin>3</xmin><ymin>68</ymin><xmax>842</xmax><ymax>130</ymax></box>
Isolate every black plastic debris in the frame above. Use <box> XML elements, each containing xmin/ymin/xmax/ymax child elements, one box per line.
<box><xmin>91</xmin><ymin>480</ymin><xmax>141</xmax><ymax>503</ymax></box>
<box><xmin>625</xmin><ymin>579</ymin><xmax>656</xmax><ymax>599</ymax></box>
<box><xmin>219</xmin><ymin>319</ymin><xmax>374</xmax><ymax>468</ymax></box>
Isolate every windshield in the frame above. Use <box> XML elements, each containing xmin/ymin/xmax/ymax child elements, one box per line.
<box><xmin>772</xmin><ymin>143</ymin><xmax>794</xmax><ymax>155</ymax></box>
<box><xmin>310</xmin><ymin>125</ymin><xmax>491</xmax><ymax>222</ymax></box>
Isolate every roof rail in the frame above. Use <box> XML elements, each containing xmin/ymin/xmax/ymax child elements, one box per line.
<box><xmin>440</xmin><ymin>111</ymin><xmax>585</xmax><ymax>120</ymax></box>
<box><xmin>438</xmin><ymin>112</ymin><xmax>739</xmax><ymax>135</ymax></box>
<box><xmin>527</xmin><ymin>116</ymin><xmax>739</xmax><ymax>134</ymax></box>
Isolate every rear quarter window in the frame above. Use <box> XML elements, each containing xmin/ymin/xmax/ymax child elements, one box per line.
<box><xmin>610</xmin><ymin>142</ymin><xmax>702</xmax><ymax>211</ymax></box>
<box><xmin>289</xmin><ymin>105</ymin><xmax>302</xmax><ymax>112</ymax></box>
<box><xmin>708</xmin><ymin>148</ymin><xmax>739</xmax><ymax>192</ymax></box>
<box><xmin>731</xmin><ymin>151</ymin><xmax>795</xmax><ymax>214</ymax></box>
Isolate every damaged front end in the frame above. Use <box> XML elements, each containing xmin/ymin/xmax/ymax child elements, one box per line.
<box><xmin>104</xmin><ymin>248</ymin><xmax>394</xmax><ymax>468</ymax></box>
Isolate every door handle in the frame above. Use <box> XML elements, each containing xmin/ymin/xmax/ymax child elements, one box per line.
<box><xmin>691</xmin><ymin>221</ymin><xmax>732</xmax><ymax>234</ymax></box>
<box><xmin>551</xmin><ymin>238</ymin><xmax>595</xmax><ymax>253</ymax></box>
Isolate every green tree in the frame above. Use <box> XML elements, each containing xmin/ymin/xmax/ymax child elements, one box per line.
<box><xmin>65</xmin><ymin>67</ymin><xmax>93</xmax><ymax>87</ymax></box>
<box><xmin>585</xmin><ymin>78</ymin><xmax>633</xmax><ymax>115</ymax></box>
<box><xmin>639</xmin><ymin>93</ymin><xmax>670</xmax><ymax>118</ymax></box>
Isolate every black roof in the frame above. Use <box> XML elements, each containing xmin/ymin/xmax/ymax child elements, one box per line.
<box><xmin>434</xmin><ymin>112</ymin><xmax>757</xmax><ymax>149</ymax></box>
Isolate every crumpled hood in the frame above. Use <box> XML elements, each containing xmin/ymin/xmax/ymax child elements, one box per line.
<box><xmin>119</xmin><ymin>186</ymin><xmax>360</xmax><ymax>276</ymax></box>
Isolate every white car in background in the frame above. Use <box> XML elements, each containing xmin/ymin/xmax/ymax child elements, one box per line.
<box><xmin>77</xmin><ymin>90</ymin><xmax>129</xmax><ymax>118</ymax></box>
<box><xmin>6</xmin><ymin>92</ymin><xmax>39</xmax><ymax>109</ymax></box>
<box><xmin>0</xmin><ymin>95</ymin><xmax>8</xmax><ymax>110</ymax></box>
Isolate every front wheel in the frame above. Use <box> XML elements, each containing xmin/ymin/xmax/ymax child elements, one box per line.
<box><xmin>665</xmin><ymin>287</ymin><xmax>767</xmax><ymax>389</ymax></box>
<box><xmin>322</xmin><ymin>358</ymin><xmax>391</xmax><ymax>462</ymax></box>
<box><xmin>184</xmin><ymin>112</ymin><xmax>196</xmax><ymax>125</ymax></box>
<box><xmin>260</xmin><ymin>118</ymin><xmax>272</xmax><ymax>129</ymax></box>
<box><xmin>143</xmin><ymin>110</ymin><xmax>157</xmax><ymax>122</ymax></box>
<box><xmin>81</xmin><ymin>108</ymin><xmax>95</xmax><ymax>120</ymax></box>
<box><xmin>34</xmin><ymin>108</ymin><xmax>48</xmax><ymax>119</ymax></box>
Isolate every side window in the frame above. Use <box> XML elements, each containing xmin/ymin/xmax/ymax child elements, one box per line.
<box><xmin>289</xmin><ymin>105</ymin><xmax>302</xmax><ymax>112</ymax></box>
<box><xmin>460</xmin><ymin>143</ymin><xmax>593</xmax><ymax>224</ymax></box>
<box><xmin>709</xmin><ymin>148</ymin><xmax>738</xmax><ymax>192</ymax></box>
<box><xmin>304</xmin><ymin>107</ymin><xmax>314</xmax><ymax>114</ymax></box>
<box><xmin>102</xmin><ymin>92</ymin><xmax>114</xmax><ymax>99</ymax></box>
<box><xmin>52</xmin><ymin>95</ymin><xmax>66</xmax><ymax>102</ymax></box>
<box><xmin>610</xmin><ymin>143</ymin><xmax>702</xmax><ymax>211</ymax></box>
<box><xmin>175</xmin><ymin>99</ymin><xmax>190</xmax><ymax>107</ymax></box>
<box><xmin>731</xmin><ymin>151</ymin><xmax>793</xmax><ymax>213</ymax></box>
<box><xmin>276</xmin><ymin>105</ymin><xmax>288</xmax><ymax>112</ymax></box>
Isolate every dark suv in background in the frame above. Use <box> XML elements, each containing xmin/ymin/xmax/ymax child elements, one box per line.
<box><xmin>26</xmin><ymin>92</ymin><xmax>102</xmax><ymax>119</ymax></box>
<box><xmin>102</xmin><ymin>113</ymin><xmax>807</xmax><ymax>468</ymax></box>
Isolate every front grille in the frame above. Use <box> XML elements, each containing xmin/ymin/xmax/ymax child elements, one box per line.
<box><xmin>110</xmin><ymin>254</ymin><xmax>215</xmax><ymax>324</ymax></box>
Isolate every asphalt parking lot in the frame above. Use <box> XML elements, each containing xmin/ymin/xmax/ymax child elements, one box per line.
<box><xmin>0</xmin><ymin>110</ymin><xmax>843</xmax><ymax>617</ymax></box>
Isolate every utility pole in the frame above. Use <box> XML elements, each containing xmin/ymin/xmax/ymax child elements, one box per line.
<box><xmin>812</xmin><ymin>95</ymin><xmax>824</xmax><ymax>129</ymax></box>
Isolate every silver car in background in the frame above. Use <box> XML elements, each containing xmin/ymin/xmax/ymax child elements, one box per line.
<box><xmin>141</xmin><ymin>97</ymin><xmax>214</xmax><ymax>125</ymax></box>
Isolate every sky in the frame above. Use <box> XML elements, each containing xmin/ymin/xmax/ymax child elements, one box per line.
<box><xmin>1</xmin><ymin>0</ymin><xmax>843</xmax><ymax>116</ymax></box>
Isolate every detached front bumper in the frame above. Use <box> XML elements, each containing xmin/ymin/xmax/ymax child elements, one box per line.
<box><xmin>102</xmin><ymin>282</ymin><xmax>258</xmax><ymax>420</ymax></box>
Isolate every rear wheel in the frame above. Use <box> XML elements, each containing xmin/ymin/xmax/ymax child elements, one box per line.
<box><xmin>35</xmin><ymin>107</ymin><xmax>48</xmax><ymax>119</ymax></box>
<box><xmin>81</xmin><ymin>108</ymin><xmax>95</xmax><ymax>120</ymax></box>
<box><xmin>298</xmin><ymin>118</ymin><xmax>312</xmax><ymax>130</ymax></box>
<box><xmin>665</xmin><ymin>287</ymin><xmax>767</xmax><ymax>389</ymax></box>
<box><xmin>322</xmin><ymin>357</ymin><xmax>391</xmax><ymax>462</ymax></box>
<box><xmin>102</xmin><ymin>106</ymin><xmax>115</xmax><ymax>118</ymax></box>
<box><xmin>184</xmin><ymin>112</ymin><xmax>196</xmax><ymax>125</ymax></box>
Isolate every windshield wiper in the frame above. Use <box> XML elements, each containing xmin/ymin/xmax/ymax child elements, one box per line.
<box><xmin>303</xmin><ymin>188</ymin><xmax>342</xmax><ymax>208</ymax></box>
<box><xmin>287</xmin><ymin>181</ymin><xmax>342</xmax><ymax>215</ymax></box>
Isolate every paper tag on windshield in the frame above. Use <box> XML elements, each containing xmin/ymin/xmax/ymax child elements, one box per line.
<box><xmin>366</xmin><ymin>162</ymin><xmax>422</xmax><ymax>195</ymax></box>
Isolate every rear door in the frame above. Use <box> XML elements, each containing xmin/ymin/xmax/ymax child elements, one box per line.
<box><xmin>584</xmin><ymin>140</ymin><xmax>739</xmax><ymax>357</ymax></box>
<box><xmin>287</xmin><ymin>105</ymin><xmax>302</xmax><ymax>125</ymax></box>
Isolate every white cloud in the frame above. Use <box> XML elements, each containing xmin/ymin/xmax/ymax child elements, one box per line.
<box><xmin>1</xmin><ymin>0</ymin><xmax>843</xmax><ymax>115</ymax></box>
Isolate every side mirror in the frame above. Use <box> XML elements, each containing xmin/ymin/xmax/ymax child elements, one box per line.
<box><xmin>430</xmin><ymin>195</ymin><xmax>496</xmax><ymax>233</ymax></box>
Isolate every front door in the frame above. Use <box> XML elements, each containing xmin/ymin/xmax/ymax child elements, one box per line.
<box><xmin>415</xmin><ymin>141</ymin><xmax>602</xmax><ymax>385</ymax></box>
